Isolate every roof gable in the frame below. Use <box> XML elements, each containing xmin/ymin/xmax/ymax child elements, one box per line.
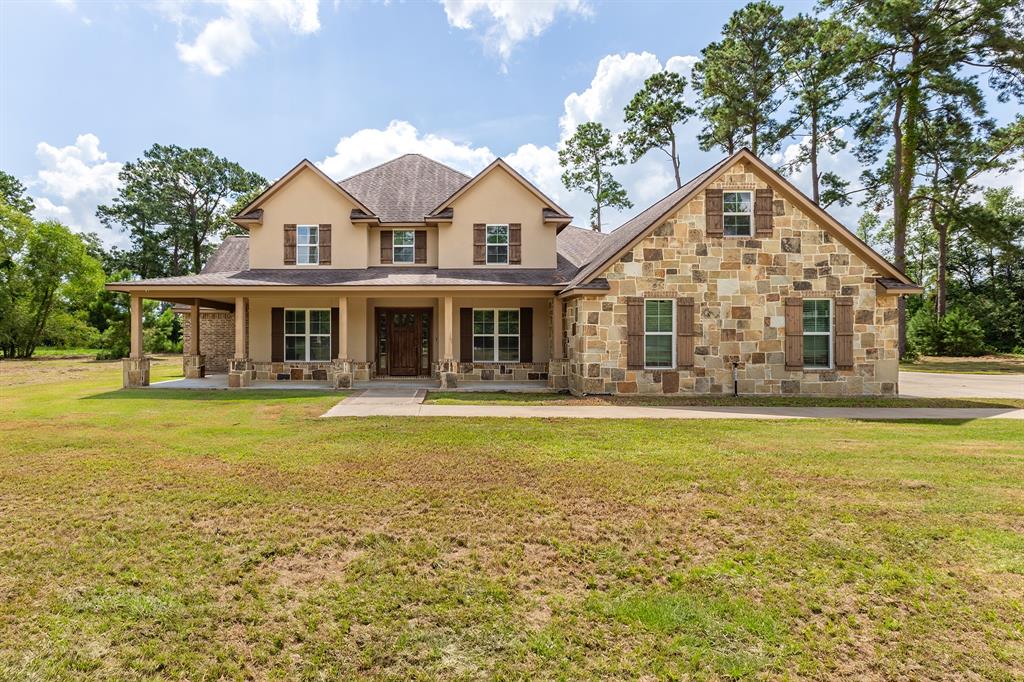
<box><xmin>430</xmin><ymin>158</ymin><xmax>571</xmax><ymax>220</ymax></box>
<box><xmin>233</xmin><ymin>160</ymin><xmax>374</xmax><ymax>226</ymax></box>
<box><xmin>565</xmin><ymin>149</ymin><xmax>915</xmax><ymax>291</ymax></box>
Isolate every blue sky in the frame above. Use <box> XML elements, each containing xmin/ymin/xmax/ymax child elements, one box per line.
<box><xmin>2</xmin><ymin>0</ymin><xmax>1020</xmax><ymax>248</ymax></box>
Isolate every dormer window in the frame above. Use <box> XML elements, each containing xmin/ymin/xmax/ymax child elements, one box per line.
<box><xmin>723</xmin><ymin>192</ymin><xmax>753</xmax><ymax>237</ymax></box>
<box><xmin>392</xmin><ymin>230</ymin><xmax>415</xmax><ymax>264</ymax></box>
<box><xmin>486</xmin><ymin>224</ymin><xmax>509</xmax><ymax>264</ymax></box>
<box><xmin>296</xmin><ymin>225</ymin><xmax>319</xmax><ymax>264</ymax></box>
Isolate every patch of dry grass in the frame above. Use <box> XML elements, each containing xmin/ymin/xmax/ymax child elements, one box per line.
<box><xmin>1</xmin><ymin>357</ymin><xmax>1023</xmax><ymax>679</ymax></box>
<box><xmin>901</xmin><ymin>354</ymin><xmax>1024</xmax><ymax>374</ymax></box>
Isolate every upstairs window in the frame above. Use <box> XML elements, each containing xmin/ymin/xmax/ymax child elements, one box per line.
<box><xmin>486</xmin><ymin>224</ymin><xmax>509</xmax><ymax>264</ymax></box>
<box><xmin>644</xmin><ymin>299</ymin><xmax>674</xmax><ymax>368</ymax></box>
<box><xmin>296</xmin><ymin>225</ymin><xmax>319</xmax><ymax>264</ymax></box>
<box><xmin>392</xmin><ymin>230</ymin><xmax>415</xmax><ymax>264</ymax></box>
<box><xmin>285</xmin><ymin>309</ymin><xmax>331</xmax><ymax>361</ymax></box>
<box><xmin>802</xmin><ymin>299</ymin><xmax>832</xmax><ymax>369</ymax></box>
<box><xmin>723</xmin><ymin>191</ymin><xmax>752</xmax><ymax>237</ymax></box>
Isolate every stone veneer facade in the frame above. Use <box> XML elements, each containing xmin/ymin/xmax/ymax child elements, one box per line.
<box><xmin>563</xmin><ymin>161</ymin><xmax>900</xmax><ymax>396</ymax></box>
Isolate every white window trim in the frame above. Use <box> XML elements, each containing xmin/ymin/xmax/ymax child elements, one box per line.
<box><xmin>284</xmin><ymin>308</ymin><xmax>332</xmax><ymax>362</ymax></box>
<box><xmin>296</xmin><ymin>225</ymin><xmax>319</xmax><ymax>265</ymax></box>
<box><xmin>472</xmin><ymin>307</ymin><xmax>520</xmax><ymax>363</ymax></box>
<box><xmin>485</xmin><ymin>224</ymin><xmax>509</xmax><ymax>265</ymax></box>
<box><xmin>392</xmin><ymin>230</ymin><xmax>416</xmax><ymax>264</ymax></box>
<box><xmin>723</xmin><ymin>191</ymin><xmax>753</xmax><ymax>238</ymax></box>
<box><xmin>643</xmin><ymin>298</ymin><xmax>675</xmax><ymax>370</ymax></box>
<box><xmin>802</xmin><ymin>298</ymin><xmax>833</xmax><ymax>370</ymax></box>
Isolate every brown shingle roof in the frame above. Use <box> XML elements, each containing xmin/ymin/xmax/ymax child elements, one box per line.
<box><xmin>337</xmin><ymin>154</ymin><xmax>470</xmax><ymax>223</ymax></box>
<box><xmin>556</xmin><ymin>225</ymin><xmax>606</xmax><ymax>267</ymax></box>
<box><xmin>201</xmin><ymin>236</ymin><xmax>250</xmax><ymax>273</ymax></box>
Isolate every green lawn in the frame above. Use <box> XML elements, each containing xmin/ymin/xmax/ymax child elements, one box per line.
<box><xmin>2</xmin><ymin>357</ymin><xmax>1024</xmax><ymax>679</ymax></box>
<box><xmin>901</xmin><ymin>353</ymin><xmax>1024</xmax><ymax>374</ymax></box>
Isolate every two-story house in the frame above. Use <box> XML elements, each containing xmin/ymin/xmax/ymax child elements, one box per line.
<box><xmin>108</xmin><ymin>148</ymin><xmax>921</xmax><ymax>395</ymax></box>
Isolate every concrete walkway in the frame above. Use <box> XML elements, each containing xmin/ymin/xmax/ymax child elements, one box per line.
<box><xmin>321</xmin><ymin>402</ymin><xmax>1024</xmax><ymax>420</ymax></box>
<box><xmin>337</xmin><ymin>387</ymin><xmax>427</xmax><ymax>406</ymax></box>
<box><xmin>900</xmin><ymin>371</ymin><xmax>1023</xmax><ymax>399</ymax></box>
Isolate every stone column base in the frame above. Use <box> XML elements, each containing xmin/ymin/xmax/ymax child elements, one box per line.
<box><xmin>329</xmin><ymin>359</ymin><xmax>354</xmax><ymax>389</ymax></box>
<box><xmin>122</xmin><ymin>357</ymin><xmax>151</xmax><ymax>387</ymax></box>
<box><xmin>183</xmin><ymin>354</ymin><xmax>206</xmax><ymax>379</ymax></box>
<box><xmin>547</xmin><ymin>359</ymin><xmax>569</xmax><ymax>390</ymax></box>
<box><xmin>227</xmin><ymin>358</ymin><xmax>253</xmax><ymax>388</ymax></box>
<box><xmin>437</xmin><ymin>358</ymin><xmax>458</xmax><ymax>389</ymax></box>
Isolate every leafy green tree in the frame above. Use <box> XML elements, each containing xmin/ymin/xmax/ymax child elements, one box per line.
<box><xmin>824</xmin><ymin>0</ymin><xmax>1024</xmax><ymax>353</ymax></box>
<box><xmin>0</xmin><ymin>217</ymin><xmax>104</xmax><ymax>358</ymax></box>
<box><xmin>559</xmin><ymin>122</ymin><xmax>632</xmax><ymax>231</ymax></box>
<box><xmin>780</xmin><ymin>15</ymin><xmax>860</xmax><ymax>206</ymax></box>
<box><xmin>98</xmin><ymin>144</ymin><xmax>267</xmax><ymax>276</ymax></box>
<box><xmin>692</xmin><ymin>1</ymin><xmax>793</xmax><ymax>157</ymax></box>
<box><xmin>621</xmin><ymin>71</ymin><xmax>695</xmax><ymax>189</ymax></box>
<box><xmin>0</xmin><ymin>171</ymin><xmax>34</xmax><ymax>214</ymax></box>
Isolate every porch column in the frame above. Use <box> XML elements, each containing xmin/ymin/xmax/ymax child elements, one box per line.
<box><xmin>228</xmin><ymin>296</ymin><xmax>251</xmax><ymax>388</ymax></box>
<box><xmin>338</xmin><ymin>295</ymin><xmax>348</xmax><ymax>360</ymax></box>
<box><xmin>552</xmin><ymin>296</ymin><xmax>564</xmax><ymax>360</ymax></box>
<box><xmin>329</xmin><ymin>294</ymin><xmax>353</xmax><ymax>390</ymax></box>
<box><xmin>183</xmin><ymin>299</ymin><xmax>205</xmax><ymax>379</ymax></box>
<box><xmin>443</xmin><ymin>295</ymin><xmax>454</xmax><ymax>360</ymax></box>
<box><xmin>122</xmin><ymin>293</ymin><xmax>150</xmax><ymax>387</ymax></box>
<box><xmin>547</xmin><ymin>296</ymin><xmax>569</xmax><ymax>391</ymax></box>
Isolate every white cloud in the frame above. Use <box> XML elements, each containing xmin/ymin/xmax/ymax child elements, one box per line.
<box><xmin>440</xmin><ymin>0</ymin><xmax>591</xmax><ymax>67</ymax></box>
<box><xmin>30</xmin><ymin>134</ymin><xmax>125</xmax><ymax>246</ymax></box>
<box><xmin>174</xmin><ymin>0</ymin><xmax>321</xmax><ymax>76</ymax></box>
<box><xmin>317</xmin><ymin>120</ymin><xmax>496</xmax><ymax>178</ymax></box>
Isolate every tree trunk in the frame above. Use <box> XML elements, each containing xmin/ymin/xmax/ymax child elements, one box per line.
<box><xmin>936</xmin><ymin>220</ymin><xmax>948</xmax><ymax>318</ymax></box>
<box><xmin>670</xmin><ymin>133</ymin><xmax>681</xmax><ymax>189</ymax></box>
<box><xmin>809</xmin><ymin>110</ymin><xmax>820</xmax><ymax>205</ymax></box>
<box><xmin>893</xmin><ymin>38</ymin><xmax>923</xmax><ymax>357</ymax></box>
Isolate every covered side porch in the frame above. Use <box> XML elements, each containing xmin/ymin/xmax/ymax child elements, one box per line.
<box><xmin>116</xmin><ymin>286</ymin><xmax>569</xmax><ymax>391</ymax></box>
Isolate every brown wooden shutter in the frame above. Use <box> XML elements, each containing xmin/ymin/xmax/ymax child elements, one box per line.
<box><xmin>835</xmin><ymin>297</ymin><xmax>854</xmax><ymax>370</ymax></box>
<box><xmin>414</xmin><ymin>230</ymin><xmax>427</xmax><ymax>264</ymax></box>
<box><xmin>459</xmin><ymin>308</ymin><xmax>473</xmax><ymax>362</ymax></box>
<box><xmin>785</xmin><ymin>297</ymin><xmax>804</xmax><ymax>370</ymax></box>
<box><xmin>509</xmin><ymin>223</ymin><xmax>522</xmax><ymax>264</ymax></box>
<box><xmin>705</xmin><ymin>189</ymin><xmax>723</xmax><ymax>238</ymax></box>
<box><xmin>754</xmin><ymin>189</ymin><xmax>773</xmax><ymax>236</ymax></box>
<box><xmin>473</xmin><ymin>224</ymin><xmax>486</xmax><ymax>264</ymax></box>
<box><xmin>677</xmin><ymin>297</ymin><xmax>695</xmax><ymax>369</ymax></box>
<box><xmin>271</xmin><ymin>307</ymin><xmax>284</xmax><ymax>362</ymax></box>
<box><xmin>331</xmin><ymin>307</ymin><xmax>340</xmax><ymax>360</ymax></box>
<box><xmin>319</xmin><ymin>224</ymin><xmax>332</xmax><ymax>265</ymax></box>
<box><xmin>380</xmin><ymin>230</ymin><xmax>393</xmax><ymax>264</ymax></box>
<box><xmin>519</xmin><ymin>306</ymin><xmax>533</xmax><ymax>362</ymax></box>
<box><xmin>626</xmin><ymin>296</ymin><xmax>644</xmax><ymax>370</ymax></box>
<box><xmin>283</xmin><ymin>224</ymin><xmax>297</xmax><ymax>265</ymax></box>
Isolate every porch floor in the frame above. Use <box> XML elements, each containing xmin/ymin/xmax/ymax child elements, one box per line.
<box><xmin>148</xmin><ymin>374</ymin><xmax>331</xmax><ymax>390</ymax></box>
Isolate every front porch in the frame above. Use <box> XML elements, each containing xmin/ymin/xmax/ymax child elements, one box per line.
<box><xmin>121</xmin><ymin>290</ymin><xmax>569</xmax><ymax>391</ymax></box>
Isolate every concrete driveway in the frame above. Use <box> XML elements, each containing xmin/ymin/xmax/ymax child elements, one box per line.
<box><xmin>900</xmin><ymin>371</ymin><xmax>1024</xmax><ymax>399</ymax></box>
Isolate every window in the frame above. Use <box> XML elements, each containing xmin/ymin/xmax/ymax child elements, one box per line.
<box><xmin>285</xmin><ymin>309</ymin><xmax>331</xmax><ymax>361</ymax></box>
<box><xmin>723</xmin><ymin>191</ymin><xmax>752</xmax><ymax>237</ymax></box>
<box><xmin>802</xmin><ymin>299</ymin><xmax>832</xmax><ymax>369</ymax></box>
<box><xmin>296</xmin><ymin>225</ymin><xmax>319</xmax><ymax>264</ymax></box>
<box><xmin>473</xmin><ymin>308</ymin><xmax>519</xmax><ymax>362</ymax></box>
<box><xmin>644</xmin><ymin>299</ymin><xmax>674</xmax><ymax>368</ymax></box>
<box><xmin>486</xmin><ymin>224</ymin><xmax>509</xmax><ymax>264</ymax></box>
<box><xmin>392</xmin><ymin>230</ymin><xmax>415</xmax><ymax>264</ymax></box>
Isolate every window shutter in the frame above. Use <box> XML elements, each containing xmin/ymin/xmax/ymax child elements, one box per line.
<box><xmin>380</xmin><ymin>230</ymin><xmax>393</xmax><ymax>264</ymax></box>
<box><xmin>473</xmin><ymin>224</ymin><xmax>486</xmax><ymax>264</ymax></box>
<box><xmin>705</xmin><ymin>189</ymin><xmax>723</xmax><ymax>238</ymax></box>
<box><xmin>414</xmin><ymin>230</ymin><xmax>427</xmax><ymax>264</ymax></box>
<box><xmin>283</xmin><ymin>224</ymin><xmax>297</xmax><ymax>265</ymax></box>
<box><xmin>519</xmin><ymin>306</ymin><xmax>533</xmax><ymax>362</ymax></box>
<box><xmin>785</xmin><ymin>297</ymin><xmax>803</xmax><ymax>370</ymax></box>
<box><xmin>271</xmin><ymin>307</ymin><xmax>284</xmax><ymax>362</ymax></box>
<box><xmin>331</xmin><ymin>307</ymin><xmax>340</xmax><ymax>360</ymax></box>
<box><xmin>677</xmin><ymin>297</ymin><xmax>695</xmax><ymax>369</ymax></box>
<box><xmin>835</xmin><ymin>297</ymin><xmax>854</xmax><ymax>370</ymax></box>
<box><xmin>509</xmin><ymin>223</ymin><xmax>522</xmax><ymax>264</ymax></box>
<box><xmin>626</xmin><ymin>296</ymin><xmax>644</xmax><ymax>370</ymax></box>
<box><xmin>754</xmin><ymin>189</ymin><xmax>773</xmax><ymax>236</ymax></box>
<box><xmin>459</xmin><ymin>308</ymin><xmax>473</xmax><ymax>362</ymax></box>
<box><xmin>319</xmin><ymin>224</ymin><xmax>332</xmax><ymax>265</ymax></box>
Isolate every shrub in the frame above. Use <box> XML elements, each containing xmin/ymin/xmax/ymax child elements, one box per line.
<box><xmin>907</xmin><ymin>307</ymin><xmax>942</xmax><ymax>356</ymax></box>
<box><xmin>939</xmin><ymin>308</ymin><xmax>986</xmax><ymax>356</ymax></box>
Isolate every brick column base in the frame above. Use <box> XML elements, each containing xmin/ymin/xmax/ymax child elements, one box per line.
<box><xmin>547</xmin><ymin>359</ymin><xmax>569</xmax><ymax>390</ymax></box>
<box><xmin>227</xmin><ymin>358</ymin><xmax>253</xmax><ymax>388</ymax></box>
<box><xmin>437</xmin><ymin>358</ymin><xmax>458</xmax><ymax>389</ymax></box>
<box><xmin>122</xmin><ymin>357</ymin><xmax>151</xmax><ymax>387</ymax></box>
<box><xmin>183</xmin><ymin>354</ymin><xmax>206</xmax><ymax>379</ymax></box>
<box><xmin>329</xmin><ymin>359</ymin><xmax>354</xmax><ymax>389</ymax></box>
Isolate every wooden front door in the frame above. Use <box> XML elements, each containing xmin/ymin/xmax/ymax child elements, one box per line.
<box><xmin>381</xmin><ymin>308</ymin><xmax>431</xmax><ymax>376</ymax></box>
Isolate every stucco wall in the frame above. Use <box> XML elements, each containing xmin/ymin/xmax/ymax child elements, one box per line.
<box><xmin>367</xmin><ymin>227</ymin><xmax>439</xmax><ymax>267</ymax></box>
<box><xmin>563</xmin><ymin>160</ymin><xmax>900</xmax><ymax>396</ymax></box>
